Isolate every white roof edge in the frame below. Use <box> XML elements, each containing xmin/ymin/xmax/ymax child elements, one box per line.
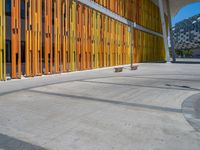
<box><xmin>151</xmin><ymin>0</ymin><xmax>200</xmax><ymax>17</ymax></box>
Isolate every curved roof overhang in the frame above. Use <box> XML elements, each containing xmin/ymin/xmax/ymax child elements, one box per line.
<box><xmin>152</xmin><ymin>0</ymin><xmax>200</xmax><ymax>16</ymax></box>
<box><xmin>169</xmin><ymin>0</ymin><xmax>200</xmax><ymax>16</ymax></box>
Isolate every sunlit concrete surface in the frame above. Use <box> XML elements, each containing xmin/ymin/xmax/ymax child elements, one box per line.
<box><xmin>0</xmin><ymin>62</ymin><xmax>200</xmax><ymax>150</ymax></box>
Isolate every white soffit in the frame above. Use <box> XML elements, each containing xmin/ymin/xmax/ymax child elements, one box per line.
<box><xmin>151</xmin><ymin>0</ymin><xmax>200</xmax><ymax>16</ymax></box>
<box><xmin>169</xmin><ymin>0</ymin><xmax>200</xmax><ymax>16</ymax></box>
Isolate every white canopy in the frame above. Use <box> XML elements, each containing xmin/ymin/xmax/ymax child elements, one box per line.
<box><xmin>169</xmin><ymin>0</ymin><xmax>200</xmax><ymax>16</ymax></box>
<box><xmin>152</xmin><ymin>0</ymin><xmax>200</xmax><ymax>16</ymax></box>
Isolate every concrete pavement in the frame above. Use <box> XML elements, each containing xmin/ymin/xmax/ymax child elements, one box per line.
<box><xmin>0</xmin><ymin>63</ymin><xmax>200</xmax><ymax>150</ymax></box>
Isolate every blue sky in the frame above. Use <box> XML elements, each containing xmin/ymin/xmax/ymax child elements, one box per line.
<box><xmin>172</xmin><ymin>2</ymin><xmax>200</xmax><ymax>26</ymax></box>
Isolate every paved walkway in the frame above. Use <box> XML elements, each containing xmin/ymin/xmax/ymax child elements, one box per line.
<box><xmin>0</xmin><ymin>63</ymin><xmax>200</xmax><ymax>150</ymax></box>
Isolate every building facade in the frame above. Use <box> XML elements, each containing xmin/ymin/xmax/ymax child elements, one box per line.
<box><xmin>0</xmin><ymin>0</ymin><xmax>167</xmax><ymax>81</ymax></box>
<box><xmin>173</xmin><ymin>14</ymin><xmax>200</xmax><ymax>50</ymax></box>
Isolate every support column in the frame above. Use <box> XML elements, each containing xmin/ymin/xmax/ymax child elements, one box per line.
<box><xmin>166</xmin><ymin>0</ymin><xmax>176</xmax><ymax>62</ymax></box>
<box><xmin>158</xmin><ymin>0</ymin><xmax>170</xmax><ymax>62</ymax></box>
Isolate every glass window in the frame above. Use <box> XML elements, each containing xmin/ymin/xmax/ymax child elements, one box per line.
<box><xmin>6</xmin><ymin>0</ymin><xmax>11</xmax><ymax>16</ymax></box>
<box><xmin>21</xmin><ymin>0</ymin><xmax>25</xmax><ymax>19</ymax></box>
<box><xmin>6</xmin><ymin>40</ymin><xmax>11</xmax><ymax>63</ymax></box>
<box><xmin>21</xmin><ymin>42</ymin><xmax>25</xmax><ymax>63</ymax></box>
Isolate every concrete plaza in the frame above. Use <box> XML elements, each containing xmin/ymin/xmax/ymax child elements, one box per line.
<box><xmin>0</xmin><ymin>62</ymin><xmax>200</xmax><ymax>150</ymax></box>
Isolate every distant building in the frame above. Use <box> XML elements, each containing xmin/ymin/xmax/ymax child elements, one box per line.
<box><xmin>173</xmin><ymin>14</ymin><xmax>200</xmax><ymax>51</ymax></box>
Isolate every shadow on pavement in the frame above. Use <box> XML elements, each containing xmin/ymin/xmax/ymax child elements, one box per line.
<box><xmin>29</xmin><ymin>89</ymin><xmax>182</xmax><ymax>114</ymax></box>
<box><xmin>81</xmin><ymin>80</ymin><xmax>200</xmax><ymax>92</ymax></box>
<box><xmin>182</xmin><ymin>93</ymin><xmax>200</xmax><ymax>132</ymax></box>
<box><xmin>165</xmin><ymin>84</ymin><xmax>200</xmax><ymax>91</ymax></box>
<box><xmin>0</xmin><ymin>133</ymin><xmax>47</xmax><ymax>150</ymax></box>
